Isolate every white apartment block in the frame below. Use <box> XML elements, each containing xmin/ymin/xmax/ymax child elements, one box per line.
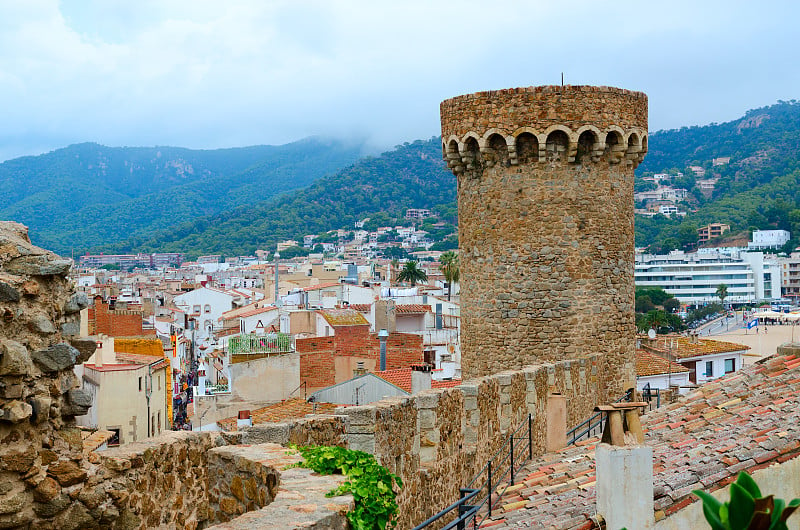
<box><xmin>748</xmin><ymin>229</ymin><xmax>791</xmax><ymax>250</ymax></box>
<box><xmin>635</xmin><ymin>250</ymin><xmax>781</xmax><ymax>304</ymax></box>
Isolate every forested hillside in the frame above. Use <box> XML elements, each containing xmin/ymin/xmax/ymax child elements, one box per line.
<box><xmin>635</xmin><ymin>101</ymin><xmax>800</xmax><ymax>252</ymax></box>
<box><xmin>1</xmin><ymin>138</ymin><xmax>366</xmax><ymax>253</ymax></box>
<box><xmin>107</xmin><ymin>138</ymin><xmax>456</xmax><ymax>256</ymax></box>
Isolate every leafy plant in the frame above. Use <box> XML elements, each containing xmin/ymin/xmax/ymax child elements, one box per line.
<box><xmin>291</xmin><ymin>445</ymin><xmax>403</xmax><ymax>530</ymax></box>
<box><xmin>692</xmin><ymin>471</ymin><xmax>800</xmax><ymax>529</ymax></box>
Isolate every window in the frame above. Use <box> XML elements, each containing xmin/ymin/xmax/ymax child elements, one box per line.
<box><xmin>157</xmin><ymin>411</ymin><xmax>161</xmax><ymax>434</ymax></box>
<box><xmin>724</xmin><ymin>358</ymin><xmax>736</xmax><ymax>374</ymax></box>
<box><xmin>158</xmin><ymin>375</ymin><xmax>161</xmax><ymax>390</ymax></box>
<box><xmin>138</xmin><ymin>377</ymin><xmax>142</xmax><ymax>391</ymax></box>
<box><xmin>704</xmin><ymin>361</ymin><xmax>714</xmax><ymax>378</ymax></box>
<box><xmin>192</xmin><ymin>305</ymin><xmax>201</xmax><ymax>314</ymax></box>
<box><xmin>204</xmin><ymin>304</ymin><xmax>211</xmax><ymax>313</ymax></box>
<box><xmin>108</xmin><ymin>428</ymin><xmax>121</xmax><ymax>447</ymax></box>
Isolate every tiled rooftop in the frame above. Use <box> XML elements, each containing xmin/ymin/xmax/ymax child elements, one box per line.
<box><xmin>374</xmin><ymin>367</ymin><xmax>462</xmax><ymax>393</ymax></box>
<box><xmin>635</xmin><ymin>349</ymin><xmax>689</xmax><ymax>377</ymax></box>
<box><xmin>318</xmin><ymin>308</ymin><xmax>370</xmax><ymax>327</ymax></box>
<box><xmin>395</xmin><ymin>304</ymin><xmax>432</xmax><ymax>314</ymax></box>
<box><xmin>216</xmin><ymin>398</ymin><xmax>339</xmax><ymax>431</ymax></box>
<box><xmin>643</xmin><ymin>335</ymin><xmax>750</xmax><ymax>360</ymax></box>
<box><xmin>348</xmin><ymin>303</ymin><xmax>372</xmax><ymax>312</ymax></box>
<box><xmin>479</xmin><ymin>353</ymin><xmax>800</xmax><ymax>529</ymax></box>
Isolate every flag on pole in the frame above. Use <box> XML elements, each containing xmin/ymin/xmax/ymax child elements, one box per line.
<box><xmin>747</xmin><ymin>318</ymin><xmax>759</xmax><ymax>329</ymax></box>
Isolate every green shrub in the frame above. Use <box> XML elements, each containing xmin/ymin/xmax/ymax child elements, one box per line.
<box><xmin>291</xmin><ymin>445</ymin><xmax>402</xmax><ymax>530</ymax></box>
<box><xmin>692</xmin><ymin>471</ymin><xmax>800</xmax><ymax>529</ymax></box>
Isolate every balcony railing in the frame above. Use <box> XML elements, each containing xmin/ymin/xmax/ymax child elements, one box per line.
<box><xmin>228</xmin><ymin>333</ymin><xmax>293</xmax><ymax>355</ymax></box>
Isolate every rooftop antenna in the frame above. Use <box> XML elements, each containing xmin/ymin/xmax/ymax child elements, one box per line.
<box><xmin>561</xmin><ymin>72</ymin><xmax>564</xmax><ymax>87</ymax></box>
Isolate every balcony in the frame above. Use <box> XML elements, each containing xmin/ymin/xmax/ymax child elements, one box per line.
<box><xmin>228</xmin><ymin>333</ymin><xmax>293</xmax><ymax>355</ymax></box>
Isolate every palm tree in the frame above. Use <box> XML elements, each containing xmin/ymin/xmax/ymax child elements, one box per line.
<box><xmin>439</xmin><ymin>251</ymin><xmax>460</xmax><ymax>301</ymax></box>
<box><xmin>397</xmin><ymin>261</ymin><xmax>428</xmax><ymax>287</ymax></box>
<box><xmin>716</xmin><ymin>284</ymin><xmax>728</xmax><ymax>305</ymax></box>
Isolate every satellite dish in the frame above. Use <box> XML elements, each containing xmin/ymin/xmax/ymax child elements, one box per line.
<box><xmin>647</xmin><ymin>329</ymin><xmax>656</xmax><ymax>340</ymax></box>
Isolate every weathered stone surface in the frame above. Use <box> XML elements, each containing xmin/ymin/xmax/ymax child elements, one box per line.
<box><xmin>63</xmin><ymin>292</ymin><xmax>89</xmax><ymax>314</ymax></box>
<box><xmin>0</xmin><ymin>340</ymin><xmax>31</xmax><ymax>376</ymax></box>
<box><xmin>29</xmin><ymin>312</ymin><xmax>56</xmax><ymax>334</ymax></box>
<box><xmin>31</xmin><ymin>343</ymin><xmax>80</xmax><ymax>372</ymax></box>
<box><xmin>33</xmin><ymin>477</ymin><xmax>61</xmax><ymax>502</ymax></box>
<box><xmin>69</xmin><ymin>338</ymin><xmax>97</xmax><ymax>364</ymax></box>
<box><xmin>0</xmin><ymin>510</ymin><xmax>33</xmax><ymax>529</ymax></box>
<box><xmin>3</xmin><ymin>255</ymin><xmax>72</xmax><ymax>277</ymax></box>
<box><xmin>0</xmin><ymin>493</ymin><xmax>25</xmax><ymax>515</ymax></box>
<box><xmin>32</xmin><ymin>494</ymin><xmax>71</xmax><ymax>518</ymax></box>
<box><xmin>63</xmin><ymin>388</ymin><xmax>92</xmax><ymax>416</ymax></box>
<box><xmin>47</xmin><ymin>460</ymin><xmax>88</xmax><ymax>487</ymax></box>
<box><xmin>30</xmin><ymin>396</ymin><xmax>52</xmax><ymax>424</ymax></box>
<box><xmin>0</xmin><ymin>445</ymin><xmax>36</xmax><ymax>472</ymax></box>
<box><xmin>0</xmin><ymin>281</ymin><xmax>20</xmax><ymax>302</ymax></box>
<box><xmin>1</xmin><ymin>400</ymin><xmax>32</xmax><ymax>423</ymax></box>
<box><xmin>61</xmin><ymin>321</ymin><xmax>80</xmax><ymax>336</ymax></box>
<box><xmin>52</xmin><ymin>501</ymin><xmax>95</xmax><ymax>530</ymax></box>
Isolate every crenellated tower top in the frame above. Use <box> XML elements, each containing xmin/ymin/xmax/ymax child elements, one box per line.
<box><xmin>440</xmin><ymin>85</ymin><xmax>648</xmax><ymax>173</ymax></box>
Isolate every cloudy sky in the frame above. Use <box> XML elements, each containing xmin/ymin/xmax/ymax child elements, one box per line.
<box><xmin>1</xmin><ymin>0</ymin><xmax>798</xmax><ymax>162</ymax></box>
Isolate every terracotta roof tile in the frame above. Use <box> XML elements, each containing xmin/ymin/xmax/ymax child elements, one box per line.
<box><xmin>395</xmin><ymin>304</ymin><xmax>431</xmax><ymax>314</ymax></box>
<box><xmin>319</xmin><ymin>308</ymin><xmax>369</xmax><ymax>327</ymax></box>
<box><xmin>348</xmin><ymin>304</ymin><xmax>371</xmax><ymax>312</ymax></box>
<box><xmin>644</xmin><ymin>335</ymin><xmax>750</xmax><ymax>360</ymax></box>
<box><xmin>487</xmin><ymin>353</ymin><xmax>800</xmax><ymax>528</ymax></box>
<box><xmin>431</xmin><ymin>379</ymin><xmax>462</xmax><ymax>389</ymax></box>
<box><xmin>374</xmin><ymin>368</ymin><xmax>413</xmax><ymax>393</ymax></box>
<box><xmin>216</xmin><ymin>398</ymin><xmax>338</xmax><ymax>431</ymax></box>
<box><xmin>636</xmin><ymin>349</ymin><xmax>689</xmax><ymax>377</ymax></box>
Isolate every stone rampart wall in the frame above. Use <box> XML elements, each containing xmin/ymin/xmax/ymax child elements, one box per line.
<box><xmin>242</xmin><ymin>354</ymin><xmax>604</xmax><ymax>528</ymax></box>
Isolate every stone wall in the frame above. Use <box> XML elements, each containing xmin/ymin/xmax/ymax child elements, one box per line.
<box><xmin>0</xmin><ymin>222</ymin><xmax>97</xmax><ymax>529</ymax></box>
<box><xmin>244</xmin><ymin>354</ymin><xmax>604</xmax><ymax>528</ymax></box>
<box><xmin>440</xmin><ymin>85</ymin><xmax>647</xmax><ymax>400</ymax></box>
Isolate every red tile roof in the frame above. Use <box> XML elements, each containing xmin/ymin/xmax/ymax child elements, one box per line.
<box><xmin>636</xmin><ymin>349</ymin><xmax>689</xmax><ymax>377</ymax></box>
<box><xmin>303</xmin><ymin>282</ymin><xmax>341</xmax><ymax>291</ymax></box>
<box><xmin>431</xmin><ymin>379</ymin><xmax>462</xmax><ymax>389</ymax></box>
<box><xmin>319</xmin><ymin>308</ymin><xmax>369</xmax><ymax>327</ymax></box>
<box><xmin>216</xmin><ymin>398</ymin><xmax>338</xmax><ymax>431</ymax></box>
<box><xmin>486</xmin><ymin>353</ymin><xmax>800</xmax><ymax>528</ymax></box>
<box><xmin>395</xmin><ymin>304</ymin><xmax>431</xmax><ymax>314</ymax></box>
<box><xmin>349</xmin><ymin>304</ymin><xmax>371</xmax><ymax>312</ymax></box>
<box><xmin>374</xmin><ymin>368</ymin><xmax>413</xmax><ymax>392</ymax></box>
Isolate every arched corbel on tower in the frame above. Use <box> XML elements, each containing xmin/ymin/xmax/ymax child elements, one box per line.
<box><xmin>575</xmin><ymin>125</ymin><xmax>603</xmax><ymax>164</ymax></box>
<box><xmin>460</xmin><ymin>133</ymin><xmax>482</xmax><ymax>175</ymax></box>
<box><xmin>543</xmin><ymin>125</ymin><xmax>573</xmax><ymax>164</ymax></box>
<box><xmin>444</xmin><ymin>137</ymin><xmax>464</xmax><ymax>175</ymax></box>
<box><xmin>483</xmin><ymin>131</ymin><xmax>511</xmax><ymax>168</ymax></box>
<box><xmin>624</xmin><ymin>131</ymin><xmax>643</xmax><ymax>167</ymax></box>
<box><xmin>513</xmin><ymin>127</ymin><xmax>540</xmax><ymax>164</ymax></box>
<box><xmin>603</xmin><ymin>127</ymin><xmax>626</xmax><ymax>164</ymax></box>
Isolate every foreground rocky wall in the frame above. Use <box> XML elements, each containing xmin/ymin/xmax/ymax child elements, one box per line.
<box><xmin>0</xmin><ymin>222</ymin><xmax>98</xmax><ymax>529</ymax></box>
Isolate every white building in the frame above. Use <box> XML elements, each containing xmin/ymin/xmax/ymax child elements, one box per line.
<box><xmin>173</xmin><ymin>287</ymin><xmax>237</xmax><ymax>338</ymax></box>
<box><xmin>749</xmin><ymin>229</ymin><xmax>791</xmax><ymax>250</ymax></box>
<box><xmin>635</xmin><ymin>250</ymin><xmax>781</xmax><ymax>304</ymax></box>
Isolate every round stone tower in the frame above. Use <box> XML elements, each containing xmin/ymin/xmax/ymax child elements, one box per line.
<box><xmin>440</xmin><ymin>85</ymin><xmax>647</xmax><ymax>399</ymax></box>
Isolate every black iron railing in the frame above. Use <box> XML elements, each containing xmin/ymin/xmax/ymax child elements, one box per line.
<box><xmin>412</xmin><ymin>413</ymin><xmax>533</xmax><ymax>530</ymax></box>
<box><xmin>565</xmin><ymin>388</ymin><xmax>633</xmax><ymax>445</ymax></box>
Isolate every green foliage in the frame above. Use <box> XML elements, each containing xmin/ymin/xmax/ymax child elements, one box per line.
<box><xmin>716</xmin><ymin>284</ymin><xmax>729</xmax><ymax>303</ymax></box>
<box><xmin>635</xmin><ymin>309</ymin><xmax>684</xmax><ymax>333</ymax></box>
<box><xmin>292</xmin><ymin>445</ymin><xmax>402</xmax><ymax>530</ymax></box>
<box><xmin>686</xmin><ymin>303</ymin><xmax>724</xmax><ymax>326</ymax></box>
<box><xmin>692</xmin><ymin>471</ymin><xmax>800</xmax><ymax>529</ymax></box>
<box><xmin>636</xmin><ymin>287</ymin><xmax>673</xmax><ymax>306</ymax></box>
<box><xmin>635</xmin><ymin>101</ymin><xmax>800</xmax><ymax>249</ymax></box>
<box><xmin>112</xmin><ymin>138</ymin><xmax>455</xmax><ymax>257</ymax></box>
<box><xmin>397</xmin><ymin>261</ymin><xmax>428</xmax><ymax>286</ymax></box>
<box><xmin>1</xmin><ymin>139</ymin><xmax>366</xmax><ymax>254</ymax></box>
<box><xmin>439</xmin><ymin>250</ymin><xmax>459</xmax><ymax>301</ymax></box>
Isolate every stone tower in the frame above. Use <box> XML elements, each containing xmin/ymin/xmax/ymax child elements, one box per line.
<box><xmin>440</xmin><ymin>85</ymin><xmax>647</xmax><ymax>399</ymax></box>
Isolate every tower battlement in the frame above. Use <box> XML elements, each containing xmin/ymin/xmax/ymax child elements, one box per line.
<box><xmin>443</xmin><ymin>85</ymin><xmax>647</xmax><ymax>399</ymax></box>
<box><xmin>441</xmin><ymin>85</ymin><xmax>648</xmax><ymax>172</ymax></box>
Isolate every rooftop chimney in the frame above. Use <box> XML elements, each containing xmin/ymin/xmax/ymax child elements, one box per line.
<box><xmin>411</xmin><ymin>363</ymin><xmax>432</xmax><ymax>394</ymax></box>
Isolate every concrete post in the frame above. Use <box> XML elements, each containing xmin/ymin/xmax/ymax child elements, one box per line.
<box><xmin>595</xmin><ymin>443</ymin><xmax>654</xmax><ymax>530</ymax></box>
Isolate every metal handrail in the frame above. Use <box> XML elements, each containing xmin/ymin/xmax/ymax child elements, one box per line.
<box><xmin>566</xmin><ymin>388</ymin><xmax>633</xmax><ymax>445</ymax></box>
<box><xmin>413</xmin><ymin>413</ymin><xmax>533</xmax><ymax>530</ymax></box>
